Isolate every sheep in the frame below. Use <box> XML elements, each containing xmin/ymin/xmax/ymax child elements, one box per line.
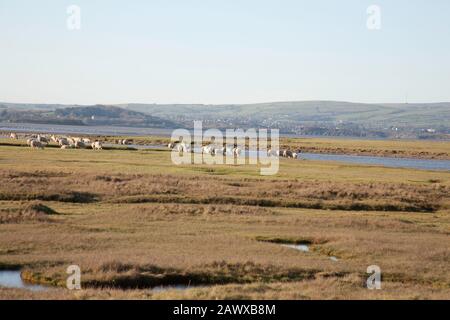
<box><xmin>280</xmin><ymin>150</ymin><xmax>297</xmax><ymax>158</ymax></box>
<box><xmin>233</xmin><ymin>147</ymin><xmax>241</xmax><ymax>157</ymax></box>
<box><xmin>202</xmin><ymin>145</ymin><xmax>212</xmax><ymax>155</ymax></box>
<box><xmin>30</xmin><ymin>140</ymin><xmax>44</xmax><ymax>149</ymax></box>
<box><xmin>219</xmin><ymin>147</ymin><xmax>228</xmax><ymax>156</ymax></box>
<box><xmin>176</xmin><ymin>142</ymin><xmax>189</xmax><ymax>154</ymax></box>
<box><xmin>10</xmin><ymin>132</ymin><xmax>18</xmax><ymax>139</ymax></box>
<box><xmin>51</xmin><ymin>135</ymin><xmax>59</xmax><ymax>143</ymax></box>
<box><xmin>82</xmin><ymin>138</ymin><xmax>91</xmax><ymax>144</ymax></box>
<box><xmin>284</xmin><ymin>150</ymin><xmax>294</xmax><ymax>158</ymax></box>
<box><xmin>58</xmin><ymin>138</ymin><xmax>70</xmax><ymax>146</ymax></box>
<box><xmin>114</xmin><ymin>139</ymin><xmax>130</xmax><ymax>145</ymax></box>
<box><xmin>37</xmin><ymin>134</ymin><xmax>48</xmax><ymax>144</ymax></box>
<box><xmin>74</xmin><ymin>140</ymin><xmax>86</xmax><ymax>149</ymax></box>
<box><xmin>91</xmin><ymin>141</ymin><xmax>103</xmax><ymax>150</ymax></box>
<box><xmin>26</xmin><ymin>138</ymin><xmax>35</xmax><ymax>146</ymax></box>
<box><xmin>119</xmin><ymin>139</ymin><xmax>131</xmax><ymax>145</ymax></box>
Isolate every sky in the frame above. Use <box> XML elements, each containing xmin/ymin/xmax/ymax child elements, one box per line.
<box><xmin>0</xmin><ymin>0</ymin><xmax>449</xmax><ymax>105</ymax></box>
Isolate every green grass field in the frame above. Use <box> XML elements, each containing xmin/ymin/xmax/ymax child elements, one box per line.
<box><xmin>0</xmin><ymin>140</ymin><xmax>449</xmax><ymax>299</ymax></box>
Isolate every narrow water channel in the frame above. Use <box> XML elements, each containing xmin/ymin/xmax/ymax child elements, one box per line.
<box><xmin>0</xmin><ymin>270</ymin><xmax>48</xmax><ymax>291</ymax></box>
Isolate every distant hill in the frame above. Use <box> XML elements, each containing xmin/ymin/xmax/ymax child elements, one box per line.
<box><xmin>0</xmin><ymin>104</ymin><xmax>178</xmax><ymax>128</ymax></box>
<box><xmin>118</xmin><ymin>101</ymin><xmax>450</xmax><ymax>128</ymax></box>
<box><xmin>1</xmin><ymin>101</ymin><xmax>449</xmax><ymax>138</ymax></box>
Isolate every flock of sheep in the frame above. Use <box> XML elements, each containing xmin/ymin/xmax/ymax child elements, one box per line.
<box><xmin>267</xmin><ymin>149</ymin><xmax>300</xmax><ymax>159</ymax></box>
<box><xmin>8</xmin><ymin>132</ymin><xmax>300</xmax><ymax>158</ymax></box>
<box><xmin>168</xmin><ymin>142</ymin><xmax>300</xmax><ymax>159</ymax></box>
<box><xmin>168</xmin><ymin>142</ymin><xmax>242</xmax><ymax>156</ymax></box>
<box><xmin>9</xmin><ymin>132</ymin><xmax>103</xmax><ymax>150</ymax></box>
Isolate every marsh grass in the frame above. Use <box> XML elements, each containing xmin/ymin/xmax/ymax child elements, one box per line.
<box><xmin>0</xmin><ymin>142</ymin><xmax>449</xmax><ymax>299</ymax></box>
<box><xmin>0</xmin><ymin>202</ymin><xmax>59</xmax><ymax>224</ymax></box>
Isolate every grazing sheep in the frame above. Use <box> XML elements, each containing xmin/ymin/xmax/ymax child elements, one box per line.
<box><xmin>30</xmin><ymin>140</ymin><xmax>44</xmax><ymax>149</ymax></box>
<box><xmin>175</xmin><ymin>142</ymin><xmax>189</xmax><ymax>154</ymax></box>
<box><xmin>280</xmin><ymin>150</ymin><xmax>297</xmax><ymax>158</ymax></box>
<box><xmin>114</xmin><ymin>139</ymin><xmax>129</xmax><ymax>145</ymax></box>
<box><xmin>284</xmin><ymin>150</ymin><xmax>294</xmax><ymax>158</ymax></box>
<box><xmin>10</xmin><ymin>132</ymin><xmax>18</xmax><ymax>139</ymax></box>
<box><xmin>116</xmin><ymin>139</ymin><xmax>129</xmax><ymax>145</ymax></box>
<box><xmin>58</xmin><ymin>138</ymin><xmax>70</xmax><ymax>146</ymax></box>
<box><xmin>91</xmin><ymin>141</ymin><xmax>103</xmax><ymax>150</ymax></box>
<box><xmin>220</xmin><ymin>147</ymin><xmax>228</xmax><ymax>156</ymax></box>
<box><xmin>82</xmin><ymin>138</ymin><xmax>91</xmax><ymax>144</ymax></box>
<box><xmin>206</xmin><ymin>145</ymin><xmax>216</xmax><ymax>155</ymax></box>
<box><xmin>51</xmin><ymin>135</ymin><xmax>58</xmax><ymax>143</ymax></box>
<box><xmin>37</xmin><ymin>134</ymin><xmax>48</xmax><ymax>144</ymax></box>
<box><xmin>74</xmin><ymin>140</ymin><xmax>86</xmax><ymax>149</ymax></box>
<box><xmin>201</xmin><ymin>145</ymin><xmax>211</xmax><ymax>154</ymax></box>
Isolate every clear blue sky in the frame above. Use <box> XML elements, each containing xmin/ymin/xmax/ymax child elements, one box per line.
<box><xmin>1</xmin><ymin>0</ymin><xmax>449</xmax><ymax>105</ymax></box>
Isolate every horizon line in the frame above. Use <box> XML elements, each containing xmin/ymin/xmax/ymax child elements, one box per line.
<box><xmin>2</xmin><ymin>100</ymin><xmax>450</xmax><ymax>107</ymax></box>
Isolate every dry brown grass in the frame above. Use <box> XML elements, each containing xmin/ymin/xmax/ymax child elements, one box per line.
<box><xmin>0</xmin><ymin>170</ymin><xmax>446</xmax><ymax>212</ymax></box>
<box><xmin>0</xmin><ymin>202</ymin><xmax>57</xmax><ymax>224</ymax></box>
<box><xmin>0</xmin><ymin>143</ymin><xmax>449</xmax><ymax>299</ymax></box>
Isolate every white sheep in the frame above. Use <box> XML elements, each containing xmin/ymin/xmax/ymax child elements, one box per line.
<box><xmin>91</xmin><ymin>141</ymin><xmax>103</xmax><ymax>150</ymax></box>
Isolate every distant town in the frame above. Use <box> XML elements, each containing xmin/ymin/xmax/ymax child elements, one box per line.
<box><xmin>1</xmin><ymin>101</ymin><xmax>449</xmax><ymax>140</ymax></box>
